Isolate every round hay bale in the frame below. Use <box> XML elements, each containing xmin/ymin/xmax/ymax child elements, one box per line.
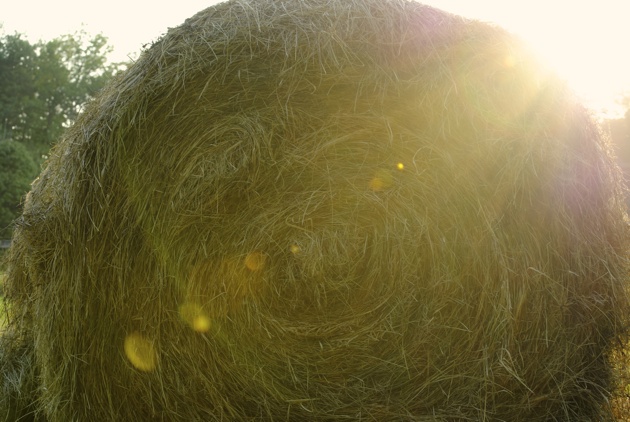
<box><xmin>2</xmin><ymin>0</ymin><xmax>629</xmax><ymax>420</ymax></box>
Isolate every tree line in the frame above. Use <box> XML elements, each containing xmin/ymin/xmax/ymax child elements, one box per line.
<box><xmin>0</xmin><ymin>31</ymin><xmax>124</xmax><ymax>239</ymax></box>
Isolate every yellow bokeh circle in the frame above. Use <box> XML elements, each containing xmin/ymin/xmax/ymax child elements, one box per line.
<box><xmin>124</xmin><ymin>332</ymin><xmax>157</xmax><ymax>372</ymax></box>
<box><xmin>179</xmin><ymin>302</ymin><xmax>212</xmax><ymax>333</ymax></box>
<box><xmin>245</xmin><ymin>251</ymin><xmax>266</xmax><ymax>271</ymax></box>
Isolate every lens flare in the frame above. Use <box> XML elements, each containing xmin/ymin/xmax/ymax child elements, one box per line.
<box><xmin>179</xmin><ymin>302</ymin><xmax>212</xmax><ymax>333</ymax></box>
<box><xmin>193</xmin><ymin>315</ymin><xmax>212</xmax><ymax>332</ymax></box>
<box><xmin>124</xmin><ymin>332</ymin><xmax>157</xmax><ymax>372</ymax></box>
<box><xmin>245</xmin><ymin>251</ymin><xmax>266</xmax><ymax>271</ymax></box>
<box><xmin>503</xmin><ymin>54</ymin><xmax>517</xmax><ymax>68</ymax></box>
<box><xmin>369</xmin><ymin>169</ymin><xmax>393</xmax><ymax>191</ymax></box>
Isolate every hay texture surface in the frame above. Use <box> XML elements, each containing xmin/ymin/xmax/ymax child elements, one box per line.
<box><xmin>2</xmin><ymin>0</ymin><xmax>629</xmax><ymax>420</ymax></box>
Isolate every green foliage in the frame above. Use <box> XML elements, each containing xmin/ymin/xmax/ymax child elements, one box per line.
<box><xmin>0</xmin><ymin>141</ymin><xmax>38</xmax><ymax>238</ymax></box>
<box><xmin>0</xmin><ymin>30</ymin><xmax>122</xmax><ymax>240</ymax></box>
<box><xmin>0</xmin><ymin>31</ymin><xmax>123</xmax><ymax>164</ymax></box>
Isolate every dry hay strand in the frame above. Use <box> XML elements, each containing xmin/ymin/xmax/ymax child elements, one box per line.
<box><xmin>1</xmin><ymin>0</ymin><xmax>629</xmax><ymax>420</ymax></box>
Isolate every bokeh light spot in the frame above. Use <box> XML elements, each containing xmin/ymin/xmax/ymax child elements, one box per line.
<box><xmin>503</xmin><ymin>54</ymin><xmax>516</xmax><ymax>68</ymax></box>
<box><xmin>245</xmin><ymin>251</ymin><xmax>266</xmax><ymax>271</ymax></box>
<box><xmin>179</xmin><ymin>302</ymin><xmax>212</xmax><ymax>333</ymax></box>
<box><xmin>193</xmin><ymin>315</ymin><xmax>212</xmax><ymax>332</ymax></box>
<box><xmin>369</xmin><ymin>169</ymin><xmax>393</xmax><ymax>191</ymax></box>
<box><xmin>124</xmin><ymin>332</ymin><xmax>157</xmax><ymax>372</ymax></box>
<box><xmin>396</xmin><ymin>162</ymin><xmax>404</xmax><ymax>171</ymax></box>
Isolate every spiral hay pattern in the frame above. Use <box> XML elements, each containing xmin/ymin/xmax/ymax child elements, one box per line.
<box><xmin>2</xmin><ymin>0</ymin><xmax>629</xmax><ymax>420</ymax></box>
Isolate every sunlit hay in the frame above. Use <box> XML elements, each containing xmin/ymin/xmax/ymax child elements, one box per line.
<box><xmin>611</xmin><ymin>340</ymin><xmax>630</xmax><ymax>420</ymax></box>
<box><xmin>1</xmin><ymin>0</ymin><xmax>629</xmax><ymax>420</ymax></box>
<box><xmin>124</xmin><ymin>332</ymin><xmax>158</xmax><ymax>372</ymax></box>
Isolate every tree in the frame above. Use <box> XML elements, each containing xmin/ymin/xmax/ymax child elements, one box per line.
<box><xmin>0</xmin><ymin>31</ymin><xmax>122</xmax><ymax>164</ymax></box>
<box><xmin>0</xmin><ymin>140</ymin><xmax>38</xmax><ymax>239</ymax></box>
<box><xmin>0</xmin><ymin>33</ymin><xmax>37</xmax><ymax>146</ymax></box>
<box><xmin>0</xmin><ymin>30</ymin><xmax>123</xmax><ymax>240</ymax></box>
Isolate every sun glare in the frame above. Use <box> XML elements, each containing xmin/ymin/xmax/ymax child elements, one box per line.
<box><xmin>4</xmin><ymin>0</ymin><xmax>627</xmax><ymax>117</ymax></box>
<box><xmin>520</xmin><ymin>21</ymin><xmax>628</xmax><ymax>117</ymax></box>
<box><xmin>423</xmin><ymin>0</ymin><xmax>630</xmax><ymax>118</ymax></box>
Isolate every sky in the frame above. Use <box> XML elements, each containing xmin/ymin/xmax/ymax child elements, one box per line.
<box><xmin>2</xmin><ymin>0</ymin><xmax>630</xmax><ymax>118</ymax></box>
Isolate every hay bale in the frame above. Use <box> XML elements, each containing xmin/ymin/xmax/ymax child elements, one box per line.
<box><xmin>2</xmin><ymin>0</ymin><xmax>629</xmax><ymax>420</ymax></box>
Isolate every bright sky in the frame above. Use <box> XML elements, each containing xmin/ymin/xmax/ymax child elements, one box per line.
<box><xmin>2</xmin><ymin>0</ymin><xmax>630</xmax><ymax>117</ymax></box>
